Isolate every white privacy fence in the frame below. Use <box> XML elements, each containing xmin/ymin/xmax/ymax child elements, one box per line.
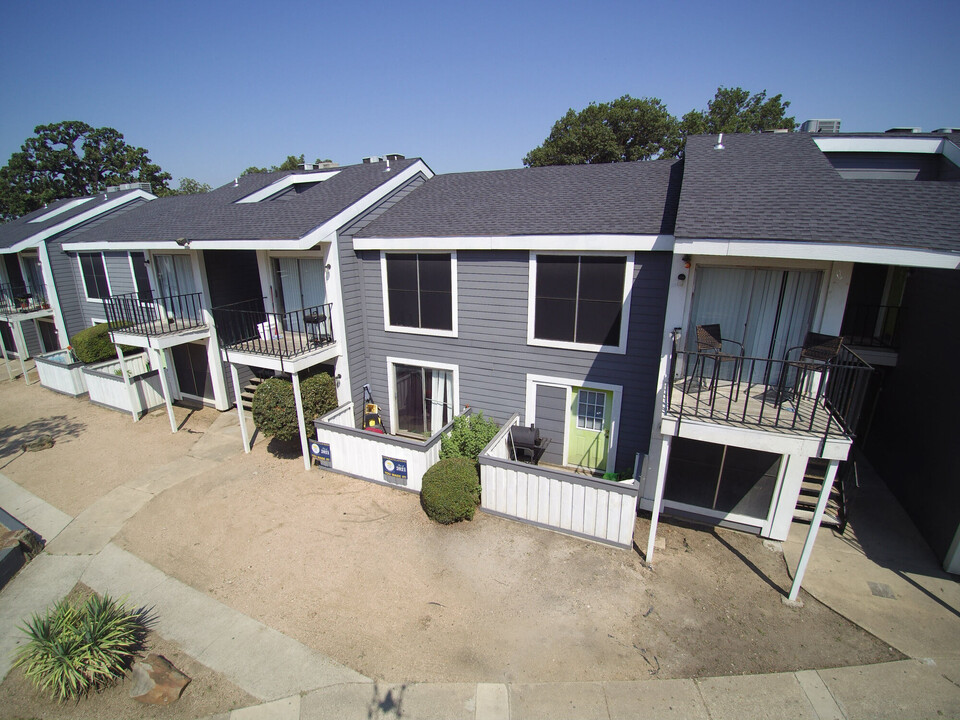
<box><xmin>313</xmin><ymin>403</ymin><xmax>456</xmax><ymax>493</ymax></box>
<box><xmin>82</xmin><ymin>353</ymin><xmax>164</xmax><ymax>416</ymax></box>
<box><xmin>478</xmin><ymin>413</ymin><xmax>641</xmax><ymax>549</ymax></box>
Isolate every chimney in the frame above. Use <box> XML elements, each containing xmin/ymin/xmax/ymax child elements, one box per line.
<box><xmin>362</xmin><ymin>156</ymin><xmax>381</xmax><ymax>164</ymax></box>
<box><xmin>384</xmin><ymin>153</ymin><xmax>405</xmax><ymax>162</ymax></box>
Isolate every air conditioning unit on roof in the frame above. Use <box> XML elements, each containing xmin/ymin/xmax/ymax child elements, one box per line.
<box><xmin>800</xmin><ymin>119</ymin><xmax>841</xmax><ymax>134</ymax></box>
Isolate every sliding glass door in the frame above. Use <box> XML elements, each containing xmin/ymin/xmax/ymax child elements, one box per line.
<box><xmin>394</xmin><ymin>363</ymin><xmax>454</xmax><ymax>437</ymax></box>
<box><xmin>273</xmin><ymin>257</ymin><xmax>325</xmax><ymax>333</ymax></box>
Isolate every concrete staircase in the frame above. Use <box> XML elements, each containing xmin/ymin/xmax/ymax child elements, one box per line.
<box><xmin>793</xmin><ymin>458</ymin><xmax>845</xmax><ymax>530</ymax></box>
<box><xmin>240</xmin><ymin>376</ymin><xmax>264</xmax><ymax>412</ymax></box>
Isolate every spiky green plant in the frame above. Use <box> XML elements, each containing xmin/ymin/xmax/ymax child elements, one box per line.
<box><xmin>13</xmin><ymin>593</ymin><xmax>148</xmax><ymax>702</ymax></box>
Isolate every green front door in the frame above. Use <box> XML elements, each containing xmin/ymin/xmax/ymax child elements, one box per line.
<box><xmin>567</xmin><ymin>387</ymin><xmax>612</xmax><ymax>473</ymax></box>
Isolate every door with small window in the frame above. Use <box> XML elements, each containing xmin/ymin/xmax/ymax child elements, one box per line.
<box><xmin>567</xmin><ymin>386</ymin><xmax>613</xmax><ymax>473</ymax></box>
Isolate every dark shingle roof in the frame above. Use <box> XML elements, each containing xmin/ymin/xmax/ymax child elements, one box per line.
<box><xmin>0</xmin><ymin>191</ymin><xmax>144</xmax><ymax>250</ymax></box>
<box><xmin>356</xmin><ymin>159</ymin><xmax>682</xmax><ymax>238</ymax></box>
<box><xmin>74</xmin><ymin>159</ymin><xmax>422</xmax><ymax>243</ymax></box>
<box><xmin>676</xmin><ymin>132</ymin><xmax>960</xmax><ymax>253</ymax></box>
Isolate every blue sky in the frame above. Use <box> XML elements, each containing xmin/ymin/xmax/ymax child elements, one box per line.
<box><xmin>1</xmin><ymin>0</ymin><xmax>956</xmax><ymax>189</ymax></box>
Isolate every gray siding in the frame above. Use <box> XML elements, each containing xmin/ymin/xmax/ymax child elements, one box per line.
<box><xmin>46</xmin><ymin>199</ymin><xmax>150</xmax><ymax>340</ymax></box>
<box><xmin>346</xmin><ymin>248</ymin><xmax>670</xmax><ymax>474</ymax></box>
<box><xmin>336</xmin><ymin>174</ymin><xmax>428</xmax><ymax>421</ymax></box>
<box><xmin>535</xmin><ymin>384</ymin><xmax>566</xmax><ymax>466</ymax></box>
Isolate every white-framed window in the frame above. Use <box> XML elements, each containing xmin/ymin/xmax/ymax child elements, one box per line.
<box><xmin>129</xmin><ymin>252</ymin><xmax>153</xmax><ymax>301</ymax></box>
<box><xmin>386</xmin><ymin>356</ymin><xmax>459</xmax><ymax>438</ymax></box>
<box><xmin>577</xmin><ymin>390</ymin><xmax>606</xmax><ymax>431</ymax></box>
<box><xmin>381</xmin><ymin>251</ymin><xmax>458</xmax><ymax>337</ymax></box>
<box><xmin>527</xmin><ymin>252</ymin><xmax>633</xmax><ymax>354</ymax></box>
<box><xmin>78</xmin><ymin>252</ymin><xmax>111</xmax><ymax>301</ymax></box>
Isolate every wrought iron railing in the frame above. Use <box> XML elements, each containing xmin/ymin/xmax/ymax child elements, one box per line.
<box><xmin>212</xmin><ymin>298</ymin><xmax>335</xmax><ymax>359</ymax></box>
<box><xmin>0</xmin><ymin>283</ymin><xmax>49</xmax><ymax>314</ymax></box>
<box><xmin>667</xmin><ymin>340</ymin><xmax>873</xmax><ymax>446</ymax></box>
<box><xmin>840</xmin><ymin>303</ymin><xmax>903</xmax><ymax>349</ymax></box>
<box><xmin>103</xmin><ymin>291</ymin><xmax>206</xmax><ymax>337</ymax></box>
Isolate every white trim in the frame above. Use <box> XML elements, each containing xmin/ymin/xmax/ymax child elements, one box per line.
<box><xmin>61</xmin><ymin>161</ymin><xmax>434</xmax><ymax>253</ymax></box>
<box><xmin>655</xmin><ymin>498</ymin><xmax>767</xmax><ymax>529</ymax></box>
<box><xmin>674</xmin><ymin>239</ymin><xmax>960</xmax><ymax>270</ymax></box>
<box><xmin>234</xmin><ymin>171</ymin><xmax>341</xmax><ymax>204</ymax></box>
<box><xmin>386</xmin><ymin>356</ymin><xmax>460</xmax><ymax>437</ymax></box>
<box><xmin>380</xmin><ymin>250</ymin><xmax>458</xmax><ymax>338</ymax></box>
<box><xmin>27</xmin><ymin>197</ymin><xmax>95</xmax><ymax>223</ymax></box>
<box><xmin>37</xmin><ymin>243</ymin><xmax>68</xmax><ymax>348</ymax></box>
<box><xmin>11</xmin><ymin>190</ymin><xmax>154</xmax><ymax>253</ymax></box>
<box><xmin>324</xmin><ymin>237</ymin><xmax>352</xmax><ymax>407</ymax></box>
<box><xmin>353</xmin><ymin>233</ymin><xmax>674</xmax><ymax>252</ymax></box>
<box><xmin>524</xmin><ymin>373</ymin><xmax>622</xmax><ymax>473</ymax></box>
<box><xmin>812</xmin><ymin>136</ymin><xmax>945</xmax><ymax>154</ymax></box>
<box><xmin>526</xmin><ymin>251</ymin><xmax>633</xmax><ymax>355</ymax></box>
<box><xmin>76</xmin><ymin>252</ymin><xmax>113</xmax><ymax>302</ymax></box>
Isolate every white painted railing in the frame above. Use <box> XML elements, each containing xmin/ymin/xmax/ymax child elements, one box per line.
<box><xmin>479</xmin><ymin>413</ymin><xmax>640</xmax><ymax>549</ymax></box>
<box><xmin>82</xmin><ymin>353</ymin><xmax>165</xmax><ymax>416</ymax></box>
<box><xmin>35</xmin><ymin>350</ymin><xmax>87</xmax><ymax>397</ymax></box>
<box><xmin>313</xmin><ymin>404</ymin><xmax>456</xmax><ymax>493</ymax></box>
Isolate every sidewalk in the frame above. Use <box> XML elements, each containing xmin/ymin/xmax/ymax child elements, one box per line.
<box><xmin>1</xmin><ymin>412</ymin><xmax>959</xmax><ymax>718</ymax></box>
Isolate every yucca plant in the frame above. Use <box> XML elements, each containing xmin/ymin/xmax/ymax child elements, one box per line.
<box><xmin>13</xmin><ymin>593</ymin><xmax>149</xmax><ymax>702</ymax></box>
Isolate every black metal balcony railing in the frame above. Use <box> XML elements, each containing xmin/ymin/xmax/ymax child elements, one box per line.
<box><xmin>103</xmin><ymin>291</ymin><xmax>206</xmax><ymax>337</ymax></box>
<box><xmin>212</xmin><ymin>298</ymin><xmax>335</xmax><ymax>359</ymax></box>
<box><xmin>667</xmin><ymin>342</ymin><xmax>873</xmax><ymax>446</ymax></box>
<box><xmin>840</xmin><ymin>303</ymin><xmax>903</xmax><ymax>349</ymax></box>
<box><xmin>0</xmin><ymin>283</ymin><xmax>49</xmax><ymax>314</ymax></box>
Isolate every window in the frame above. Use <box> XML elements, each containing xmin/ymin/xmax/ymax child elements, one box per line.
<box><xmin>577</xmin><ymin>390</ymin><xmax>606</xmax><ymax>431</ymax></box>
<box><xmin>389</xmin><ymin>359</ymin><xmax>458</xmax><ymax>437</ymax></box>
<box><xmin>79</xmin><ymin>253</ymin><xmax>110</xmax><ymax>300</ymax></box>
<box><xmin>382</xmin><ymin>252</ymin><xmax>456</xmax><ymax>335</ymax></box>
<box><xmin>530</xmin><ymin>254</ymin><xmax>630</xmax><ymax>351</ymax></box>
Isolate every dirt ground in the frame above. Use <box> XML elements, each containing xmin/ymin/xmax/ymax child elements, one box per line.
<box><xmin>0</xmin><ymin>582</ymin><xmax>256</xmax><ymax>719</ymax></box>
<box><xmin>0</xmin><ymin>377</ymin><xmax>901</xmax><ymax>690</ymax></box>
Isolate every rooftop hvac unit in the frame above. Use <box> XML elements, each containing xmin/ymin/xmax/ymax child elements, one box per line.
<box><xmin>933</xmin><ymin>127</ymin><xmax>960</xmax><ymax>134</ymax></box>
<box><xmin>885</xmin><ymin>127</ymin><xmax>922</xmax><ymax>133</ymax></box>
<box><xmin>800</xmin><ymin>119</ymin><xmax>841</xmax><ymax>133</ymax></box>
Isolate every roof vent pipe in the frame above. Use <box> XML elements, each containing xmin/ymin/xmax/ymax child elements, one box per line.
<box><xmin>234</xmin><ymin>178</ymin><xmax>239</xmax><ymax>187</ymax></box>
<box><xmin>714</xmin><ymin>133</ymin><xmax>724</xmax><ymax>151</ymax></box>
<box><xmin>384</xmin><ymin>156</ymin><xmax>391</xmax><ymax>172</ymax></box>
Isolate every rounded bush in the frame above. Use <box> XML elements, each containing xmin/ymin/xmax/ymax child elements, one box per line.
<box><xmin>421</xmin><ymin>457</ymin><xmax>481</xmax><ymax>524</ymax></box>
<box><xmin>251</xmin><ymin>373</ymin><xmax>339</xmax><ymax>442</ymax></box>
<box><xmin>68</xmin><ymin>324</ymin><xmax>134</xmax><ymax>364</ymax></box>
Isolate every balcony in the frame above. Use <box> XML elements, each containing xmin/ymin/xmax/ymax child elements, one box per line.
<box><xmin>0</xmin><ymin>283</ymin><xmax>51</xmax><ymax>318</ymax></box>
<box><xmin>665</xmin><ymin>341</ymin><xmax>873</xmax><ymax>457</ymax></box>
<box><xmin>103</xmin><ymin>291</ymin><xmax>207</xmax><ymax>344</ymax></box>
<box><xmin>212</xmin><ymin>298</ymin><xmax>336</xmax><ymax>370</ymax></box>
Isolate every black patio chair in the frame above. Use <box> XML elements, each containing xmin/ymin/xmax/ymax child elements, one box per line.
<box><xmin>780</xmin><ymin>332</ymin><xmax>844</xmax><ymax>406</ymax></box>
<box><xmin>692</xmin><ymin>324</ymin><xmax>744</xmax><ymax>402</ymax></box>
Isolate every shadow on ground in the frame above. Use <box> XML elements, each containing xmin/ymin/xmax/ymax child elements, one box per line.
<box><xmin>0</xmin><ymin>416</ymin><xmax>86</xmax><ymax>459</ymax></box>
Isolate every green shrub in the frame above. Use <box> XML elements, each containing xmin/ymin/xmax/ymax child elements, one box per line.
<box><xmin>421</xmin><ymin>456</ymin><xmax>481</xmax><ymax>524</ymax></box>
<box><xmin>14</xmin><ymin>593</ymin><xmax>148</xmax><ymax>702</ymax></box>
<box><xmin>251</xmin><ymin>373</ymin><xmax>338</xmax><ymax>442</ymax></box>
<box><xmin>439</xmin><ymin>412</ymin><xmax>500</xmax><ymax>461</ymax></box>
<box><xmin>68</xmin><ymin>324</ymin><xmax>134</xmax><ymax>364</ymax></box>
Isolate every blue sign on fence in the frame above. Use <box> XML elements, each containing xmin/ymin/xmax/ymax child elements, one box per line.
<box><xmin>382</xmin><ymin>456</ymin><xmax>408</xmax><ymax>486</ymax></box>
<box><xmin>310</xmin><ymin>441</ymin><xmax>332</xmax><ymax>468</ymax></box>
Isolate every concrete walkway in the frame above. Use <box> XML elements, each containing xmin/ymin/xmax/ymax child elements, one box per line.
<box><xmin>2</xmin><ymin>413</ymin><xmax>959</xmax><ymax>718</ymax></box>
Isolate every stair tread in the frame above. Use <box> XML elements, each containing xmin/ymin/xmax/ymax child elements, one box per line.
<box><xmin>793</xmin><ymin>507</ymin><xmax>841</xmax><ymax>526</ymax></box>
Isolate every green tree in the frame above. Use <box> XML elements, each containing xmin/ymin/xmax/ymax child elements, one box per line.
<box><xmin>0</xmin><ymin>121</ymin><xmax>173</xmax><ymax>220</ymax></box>
<box><xmin>524</xmin><ymin>96</ymin><xmax>678</xmax><ymax>166</ymax></box>
<box><xmin>241</xmin><ymin>154</ymin><xmax>334</xmax><ymax>176</ymax></box>
<box><xmin>674</xmin><ymin>87</ymin><xmax>796</xmax><ymax>155</ymax></box>
<box><xmin>173</xmin><ymin>177</ymin><xmax>211</xmax><ymax>194</ymax></box>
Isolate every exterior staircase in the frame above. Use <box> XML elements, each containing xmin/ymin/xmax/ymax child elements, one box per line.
<box><xmin>240</xmin><ymin>376</ymin><xmax>264</xmax><ymax>412</ymax></box>
<box><xmin>793</xmin><ymin>458</ymin><xmax>847</xmax><ymax>531</ymax></box>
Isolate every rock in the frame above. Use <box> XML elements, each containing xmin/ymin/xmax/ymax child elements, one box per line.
<box><xmin>21</xmin><ymin>435</ymin><xmax>54</xmax><ymax>452</ymax></box>
<box><xmin>129</xmin><ymin>654</ymin><xmax>191</xmax><ymax>704</ymax></box>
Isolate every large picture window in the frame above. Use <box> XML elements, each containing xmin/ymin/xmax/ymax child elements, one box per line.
<box><xmin>79</xmin><ymin>253</ymin><xmax>110</xmax><ymax>300</ymax></box>
<box><xmin>532</xmin><ymin>254</ymin><xmax>629</xmax><ymax>350</ymax></box>
<box><xmin>382</xmin><ymin>252</ymin><xmax>455</xmax><ymax>335</ymax></box>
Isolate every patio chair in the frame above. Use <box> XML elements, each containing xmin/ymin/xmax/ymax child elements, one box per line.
<box><xmin>692</xmin><ymin>324</ymin><xmax>744</xmax><ymax>402</ymax></box>
<box><xmin>779</xmin><ymin>332</ymin><xmax>844</xmax><ymax>406</ymax></box>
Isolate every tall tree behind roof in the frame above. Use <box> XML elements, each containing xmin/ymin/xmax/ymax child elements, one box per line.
<box><xmin>0</xmin><ymin>121</ymin><xmax>173</xmax><ymax>221</ymax></box>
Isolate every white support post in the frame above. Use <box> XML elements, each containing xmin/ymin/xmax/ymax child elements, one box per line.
<box><xmin>230</xmin><ymin>363</ymin><xmax>250</xmax><ymax>453</ymax></box>
<box><xmin>787</xmin><ymin>459</ymin><xmax>840</xmax><ymax>602</ymax></box>
<box><xmin>645</xmin><ymin>434</ymin><xmax>673</xmax><ymax>562</ymax></box>
<box><xmin>13</xmin><ymin>321</ymin><xmax>29</xmax><ymax>383</ymax></box>
<box><xmin>153</xmin><ymin>348</ymin><xmax>178</xmax><ymax>434</ymax></box>
<box><xmin>0</xmin><ymin>324</ymin><xmax>13</xmax><ymax>381</ymax></box>
<box><xmin>291</xmin><ymin>370</ymin><xmax>311</xmax><ymax>471</ymax></box>
<box><xmin>115</xmin><ymin>345</ymin><xmax>139</xmax><ymax>423</ymax></box>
